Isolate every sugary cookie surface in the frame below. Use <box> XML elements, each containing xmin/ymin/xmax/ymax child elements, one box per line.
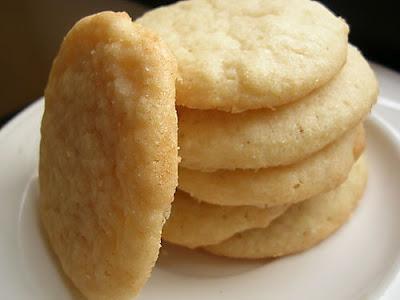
<box><xmin>40</xmin><ymin>11</ymin><xmax>178</xmax><ymax>300</ymax></box>
<box><xmin>139</xmin><ymin>0</ymin><xmax>349</xmax><ymax>112</ymax></box>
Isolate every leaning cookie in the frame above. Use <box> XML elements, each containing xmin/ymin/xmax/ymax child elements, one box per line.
<box><xmin>40</xmin><ymin>12</ymin><xmax>178</xmax><ymax>300</ymax></box>
<box><xmin>178</xmin><ymin>46</ymin><xmax>377</xmax><ymax>171</ymax></box>
<box><xmin>162</xmin><ymin>190</ymin><xmax>288</xmax><ymax>249</ymax></box>
<box><xmin>179</xmin><ymin>125</ymin><xmax>364</xmax><ymax>207</ymax></box>
<box><xmin>138</xmin><ymin>0</ymin><xmax>349</xmax><ymax>112</ymax></box>
<box><xmin>204</xmin><ymin>156</ymin><xmax>367</xmax><ymax>259</ymax></box>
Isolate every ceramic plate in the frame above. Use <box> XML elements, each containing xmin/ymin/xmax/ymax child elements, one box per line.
<box><xmin>1</xmin><ymin>66</ymin><xmax>400</xmax><ymax>299</ymax></box>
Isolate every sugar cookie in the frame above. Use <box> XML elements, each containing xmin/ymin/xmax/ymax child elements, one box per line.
<box><xmin>163</xmin><ymin>190</ymin><xmax>288</xmax><ymax>248</ymax></box>
<box><xmin>179</xmin><ymin>125</ymin><xmax>364</xmax><ymax>206</ymax></box>
<box><xmin>40</xmin><ymin>12</ymin><xmax>178</xmax><ymax>300</ymax></box>
<box><xmin>138</xmin><ymin>0</ymin><xmax>349</xmax><ymax>112</ymax></box>
<box><xmin>204</xmin><ymin>156</ymin><xmax>367</xmax><ymax>259</ymax></box>
<box><xmin>178</xmin><ymin>46</ymin><xmax>377</xmax><ymax>170</ymax></box>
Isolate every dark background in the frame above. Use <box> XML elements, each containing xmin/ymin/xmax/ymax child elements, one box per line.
<box><xmin>1</xmin><ymin>0</ymin><xmax>398</xmax><ymax>126</ymax></box>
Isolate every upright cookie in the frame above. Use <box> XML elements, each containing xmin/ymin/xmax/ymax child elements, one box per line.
<box><xmin>179</xmin><ymin>125</ymin><xmax>364</xmax><ymax>206</ymax></box>
<box><xmin>179</xmin><ymin>46</ymin><xmax>377</xmax><ymax>170</ymax></box>
<box><xmin>204</xmin><ymin>156</ymin><xmax>367</xmax><ymax>259</ymax></box>
<box><xmin>138</xmin><ymin>0</ymin><xmax>349</xmax><ymax>112</ymax></box>
<box><xmin>40</xmin><ymin>12</ymin><xmax>178</xmax><ymax>300</ymax></box>
<box><xmin>163</xmin><ymin>190</ymin><xmax>288</xmax><ymax>248</ymax></box>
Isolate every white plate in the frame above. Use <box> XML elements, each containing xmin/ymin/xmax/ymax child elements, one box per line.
<box><xmin>1</xmin><ymin>66</ymin><xmax>400</xmax><ymax>300</ymax></box>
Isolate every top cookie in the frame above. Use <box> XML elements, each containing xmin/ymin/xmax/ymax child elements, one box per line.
<box><xmin>40</xmin><ymin>12</ymin><xmax>178</xmax><ymax>300</ymax></box>
<box><xmin>138</xmin><ymin>0</ymin><xmax>349</xmax><ymax>112</ymax></box>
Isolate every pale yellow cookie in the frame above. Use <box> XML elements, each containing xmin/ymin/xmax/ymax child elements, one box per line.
<box><xmin>162</xmin><ymin>190</ymin><xmax>288</xmax><ymax>248</ymax></box>
<box><xmin>40</xmin><ymin>12</ymin><xmax>178</xmax><ymax>300</ymax></box>
<box><xmin>178</xmin><ymin>46</ymin><xmax>377</xmax><ymax>171</ymax></box>
<box><xmin>138</xmin><ymin>0</ymin><xmax>349</xmax><ymax>112</ymax></box>
<box><xmin>179</xmin><ymin>125</ymin><xmax>364</xmax><ymax>207</ymax></box>
<box><xmin>204</xmin><ymin>156</ymin><xmax>367</xmax><ymax>259</ymax></box>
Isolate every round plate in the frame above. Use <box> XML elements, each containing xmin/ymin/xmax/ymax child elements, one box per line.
<box><xmin>1</xmin><ymin>80</ymin><xmax>400</xmax><ymax>299</ymax></box>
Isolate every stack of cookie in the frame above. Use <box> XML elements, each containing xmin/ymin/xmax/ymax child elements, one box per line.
<box><xmin>139</xmin><ymin>0</ymin><xmax>378</xmax><ymax>258</ymax></box>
